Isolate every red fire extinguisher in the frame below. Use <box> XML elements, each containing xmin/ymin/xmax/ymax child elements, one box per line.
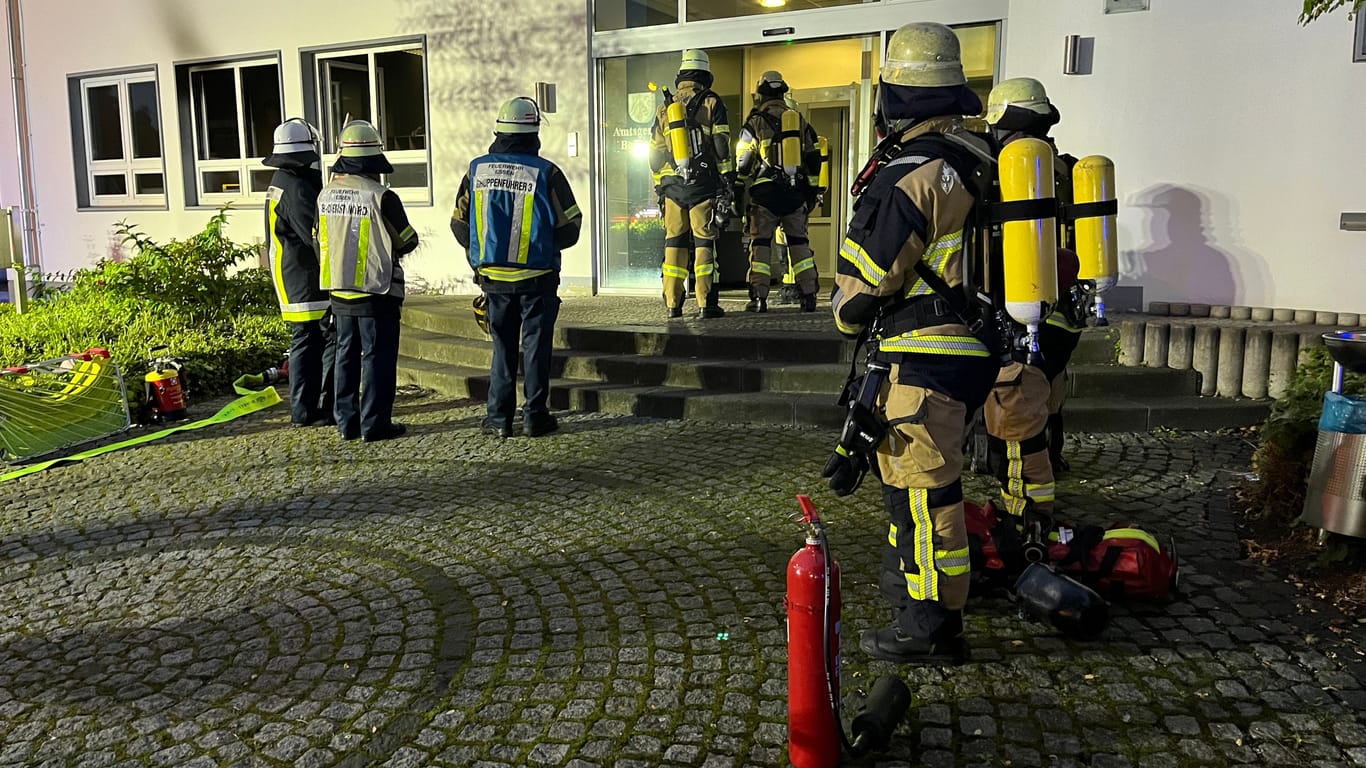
<box><xmin>144</xmin><ymin>345</ymin><xmax>188</xmax><ymax>422</ymax></box>
<box><xmin>787</xmin><ymin>494</ymin><xmax>842</xmax><ymax>768</ymax></box>
<box><xmin>788</xmin><ymin>495</ymin><xmax>913</xmax><ymax>767</ymax></box>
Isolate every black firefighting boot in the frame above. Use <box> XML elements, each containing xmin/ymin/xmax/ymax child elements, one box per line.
<box><xmin>744</xmin><ymin>292</ymin><xmax>768</xmax><ymax>313</ymax></box>
<box><xmin>799</xmin><ymin>292</ymin><xmax>817</xmax><ymax>313</ymax></box>
<box><xmin>860</xmin><ymin>598</ymin><xmax>969</xmax><ymax>666</ymax></box>
<box><xmin>1047</xmin><ymin>411</ymin><xmax>1069</xmax><ymax>474</ymax></box>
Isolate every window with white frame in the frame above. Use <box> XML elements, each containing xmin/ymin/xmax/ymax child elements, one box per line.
<box><xmin>185</xmin><ymin>58</ymin><xmax>283</xmax><ymax>202</ymax></box>
<box><xmin>312</xmin><ymin>40</ymin><xmax>430</xmax><ymax>203</ymax></box>
<box><xmin>72</xmin><ymin>70</ymin><xmax>165</xmax><ymax>207</ymax></box>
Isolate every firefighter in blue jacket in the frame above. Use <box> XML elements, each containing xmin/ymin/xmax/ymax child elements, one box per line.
<box><xmin>318</xmin><ymin>120</ymin><xmax>419</xmax><ymax>442</ymax></box>
<box><xmin>264</xmin><ymin>118</ymin><xmax>334</xmax><ymax>427</ymax></box>
<box><xmin>451</xmin><ymin>97</ymin><xmax>583</xmax><ymax>439</ymax></box>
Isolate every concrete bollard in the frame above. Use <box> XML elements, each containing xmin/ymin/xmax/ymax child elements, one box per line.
<box><xmin>1294</xmin><ymin>309</ymin><xmax>1316</xmax><ymax>324</ymax></box>
<box><xmin>1169</xmin><ymin>303</ymin><xmax>1190</xmax><ymax>317</ymax></box>
<box><xmin>1119</xmin><ymin>319</ymin><xmax>1146</xmax><ymax>367</ymax></box>
<box><xmin>1211</xmin><ymin>305</ymin><xmax>1231</xmax><ymax>319</ymax></box>
<box><xmin>1339</xmin><ymin>313</ymin><xmax>1362</xmax><ymax>328</ymax></box>
<box><xmin>1242</xmin><ymin>328</ymin><xmax>1273</xmax><ymax>399</ymax></box>
<box><xmin>1217</xmin><ymin>326</ymin><xmax>1246</xmax><ymax>398</ymax></box>
<box><xmin>1268</xmin><ymin>331</ymin><xmax>1300</xmax><ymax>399</ymax></box>
<box><xmin>1316</xmin><ymin>311</ymin><xmax>1338</xmax><ymax>326</ymax></box>
<box><xmin>1251</xmin><ymin>307</ymin><xmax>1273</xmax><ymax>322</ymax></box>
<box><xmin>1189</xmin><ymin>304</ymin><xmax>1211</xmax><ymax>318</ymax></box>
<box><xmin>1272</xmin><ymin>308</ymin><xmax>1295</xmax><ymax>323</ymax></box>
<box><xmin>1148</xmin><ymin>301</ymin><xmax>1170</xmax><ymax>316</ymax></box>
<box><xmin>1168</xmin><ymin>323</ymin><xmax>1195</xmax><ymax>370</ymax></box>
<box><xmin>1144</xmin><ymin>322</ymin><xmax>1171</xmax><ymax>368</ymax></box>
<box><xmin>1193</xmin><ymin>325</ymin><xmax>1221</xmax><ymax>396</ymax></box>
<box><xmin>1230</xmin><ymin>306</ymin><xmax>1253</xmax><ymax>320</ymax></box>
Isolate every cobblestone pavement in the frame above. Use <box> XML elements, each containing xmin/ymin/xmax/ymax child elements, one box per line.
<box><xmin>2</xmin><ymin>391</ymin><xmax>1365</xmax><ymax>767</ymax></box>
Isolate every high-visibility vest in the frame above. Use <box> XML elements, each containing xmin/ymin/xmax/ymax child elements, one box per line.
<box><xmin>318</xmin><ymin>174</ymin><xmax>393</xmax><ymax>294</ymax></box>
<box><xmin>468</xmin><ymin>154</ymin><xmax>560</xmax><ymax>272</ymax></box>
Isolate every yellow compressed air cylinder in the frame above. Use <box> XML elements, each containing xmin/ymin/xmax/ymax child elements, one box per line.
<box><xmin>998</xmin><ymin>137</ymin><xmax>1059</xmax><ymax>329</ymax></box>
<box><xmin>1072</xmin><ymin>155</ymin><xmax>1118</xmax><ymax>294</ymax></box>
<box><xmin>666</xmin><ymin>100</ymin><xmax>691</xmax><ymax>181</ymax></box>
<box><xmin>781</xmin><ymin>109</ymin><xmax>801</xmax><ymax>181</ymax></box>
<box><xmin>817</xmin><ymin>136</ymin><xmax>830</xmax><ymax>189</ymax></box>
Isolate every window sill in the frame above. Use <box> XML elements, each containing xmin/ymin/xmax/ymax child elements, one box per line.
<box><xmin>77</xmin><ymin>204</ymin><xmax>170</xmax><ymax>213</ymax></box>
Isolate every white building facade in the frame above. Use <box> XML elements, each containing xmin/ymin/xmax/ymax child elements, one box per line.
<box><xmin>0</xmin><ymin>0</ymin><xmax>1362</xmax><ymax>312</ymax></box>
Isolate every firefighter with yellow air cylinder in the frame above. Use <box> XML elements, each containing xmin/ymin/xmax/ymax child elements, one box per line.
<box><xmin>648</xmin><ymin>49</ymin><xmax>734</xmax><ymax>319</ymax></box>
<box><xmin>735</xmin><ymin>72</ymin><xmax>822</xmax><ymax>313</ymax></box>
<box><xmin>981</xmin><ymin>77</ymin><xmax>1117</xmax><ymax>510</ymax></box>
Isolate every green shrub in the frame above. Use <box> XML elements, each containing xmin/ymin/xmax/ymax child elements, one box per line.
<box><xmin>0</xmin><ymin>207</ymin><xmax>287</xmax><ymax>395</ymax></box>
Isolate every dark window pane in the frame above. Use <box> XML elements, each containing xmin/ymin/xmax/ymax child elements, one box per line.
<box><xmin>384</xmin><ymin>163</ymin><xmax>427</xmax><ymax>189</ymax></box>
<box><xmin>375</xmin><ymin>49</ymin><xmax>426</xmax><ymax>151</ymax></box>
<box><xmin>86</xmin><ymin>84</ymin><xmax>123</xmax><ymax>161</ymax></box>
<box><xmin>192</xmin><ymin>68</ymin><xmax>241</xmax><ymax>160</ymax></box>
<box><xmin>93</xmin><ymin>174</ymin><xmax>127</xmax><ymax>196</ymax></box>
<box><xmin>320</xmin><ymin>55</ymin><xmax>369</xmax><ymax>154</ymax></box>
<box><xmin>202</xmin><ymin>170</ymin><xmax>241</xmax><ymax>194</ymax></box>
<box><xmin>595</xmin><ymin>0</ymin><xmax>677</xmax><ymax>30</ymax></box>
<box><xmin>249</xmin><ymin>169</ymin><xmax>274</xmax><ymax>193</ymax></box>
<box><xmin>128</xmin><ymin>81</ymin><xmax>161</xmax><ymax>159</ymax></box>
<box><xmin>134</xmin><ymin>173</ymin><xmax>164</xmax><ymax>195</ymax></box>
<box><xmin>240</xmin><ymin>64</ymin><xmax>282</xmax><ymax>158</ymax></box>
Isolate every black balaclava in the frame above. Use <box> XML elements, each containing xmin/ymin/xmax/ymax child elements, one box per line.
<box><xmin>991</xmin><ymin>103</ymin><xmax>1062</xmax><ymax>143</ymax></box>
<box><xmin>756</xmin><ymin>80</ymin><xmax>788</xmax><ymax>103</ymax></box>
<box><xmin>331</xmin><ymin>153</ymin><xmax>394</xmax><ymax>176</ymax></box>
<box><xmin>489</xmin><ymin>132</ymin><xmax>541</xmax><ymax>156</ymax></box>
<box><xmin>677</xmin><ymin>70</ymin><xmax>714</xmax><ymax>90</ymax></box>
<box><xmin>877</xmin><ymin>80</ymin><xmax>983</xmax><ymax>133</ymax></box>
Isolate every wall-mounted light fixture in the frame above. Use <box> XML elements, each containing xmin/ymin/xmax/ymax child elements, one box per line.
<box><xmin>535</xmin><ymin>82</ymin><xmax>557</xmax><ymax>114</ymax></box>
<box><xmin>759</xmin><ymin>0</ymin><xmax>787</xmax><ymax>7</ymax></box>
<box><xmin>1063</xmin><ymin>35</ymin><xmax>1095</xmax><ymax>75</ymax></box>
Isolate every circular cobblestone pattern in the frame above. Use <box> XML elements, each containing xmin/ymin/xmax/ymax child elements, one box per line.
<box><xmin>2</xmin><ymin>392</ymin><xmax>1365</xmax><ymax>767</ymax></box>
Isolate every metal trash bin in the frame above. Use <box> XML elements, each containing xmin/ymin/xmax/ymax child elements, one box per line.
<box><xmin>1301</xmin><ymin>331</ymin><xmax>1366</xmax><ymax>538</ymax></box>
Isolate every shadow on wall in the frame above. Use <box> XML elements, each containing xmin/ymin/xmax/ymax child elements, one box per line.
<box><xmin>1123</xmin><ymin>184</ymin><xmax>1268</xmax><ymax>307</ymax></box>
<box><xmin>397</xmin><ymin>0</ymin><xmax>589</xmax><ymax>191</ymax></box>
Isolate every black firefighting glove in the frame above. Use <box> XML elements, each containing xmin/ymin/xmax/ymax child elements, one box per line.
<box><xmin>822</xmin><ymin>445</ymin><xmax>869</xmax><ymax>497</ymax></box>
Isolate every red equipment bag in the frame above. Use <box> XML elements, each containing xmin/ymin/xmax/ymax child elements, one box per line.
<box><xmin>965</xmin><ymin>501</ymin><xmax>1027</xmax><ymax>595</ymax></box>
<box><xmin>1049</xmin><ymin>525</ymin><xmax>1179</xmax><ymax>601</ymax></box>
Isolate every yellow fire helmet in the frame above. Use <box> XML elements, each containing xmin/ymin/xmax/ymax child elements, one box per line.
<box><xmin>882</xmin><ymin>22</ymin><xmax>966</xmax><ymax>88</ymax></box>
<box><xmin>986</xmin><ymin>77</ymin><xmax>1053</xmax><ymax>126</ymax></box>
<box><xmin>472</xmin><ymin>294</ymin><xmax>490</xmax><ymax>336</ymax></box>
<box><xmin>680</xmin><ymin>48</ymin><xmax>710</xmax><ymax>73</ymax></box>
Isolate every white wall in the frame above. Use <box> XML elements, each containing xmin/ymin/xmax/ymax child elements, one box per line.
<box><xmin>0</xmin><ymin>0</ymin><xmax>19</xmax><ymax>215</ymax></box>
<box><xmin>1004</xmin><ymin>0</ymin><xmax>1365</xmax><ymax>313</ymax></box>
<box><xmin>7</xmin><ymin>0</ymin><xmax>592</xmax><ymax>292</ymax></box>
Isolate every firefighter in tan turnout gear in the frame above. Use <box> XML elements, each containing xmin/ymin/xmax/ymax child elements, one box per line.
<box><xmin>821</xmin><ymin>22</ymin><xmax>1001</xmax><ymax>665</ymax></box>
<box><xmin>649</xmin><ymin>48</ymin><xmax>734</xmax><ymax>319</ymax></box>
<box><xmin>735</xmin><ymin>71</ymin><xmax>822</xmax><ymax>313</ymax></box>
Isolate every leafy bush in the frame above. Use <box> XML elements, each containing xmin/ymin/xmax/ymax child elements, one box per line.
<box><xmin>0</xmin><ymin>208</ymin><xmax>288</xmax><ymax>396</ymax></box>
<box><xmin>1243</xmin><ymin>344</ymin><xmax>1366</xmax><ymax>527</ymax></box>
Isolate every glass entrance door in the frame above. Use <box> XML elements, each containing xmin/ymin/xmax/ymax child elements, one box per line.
<box><xmin>592</xmin><ymin>13</ymin><xmax>1001</xmax><ymax>293</ymax></box>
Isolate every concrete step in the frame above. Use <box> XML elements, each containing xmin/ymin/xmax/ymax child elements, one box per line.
<box><xmin>399</xmin><ymin>354</ymin><xmax>1270</xmax><ymax>433</ymax></box>
<box><xmin>1063</xmin><ymin>395</ymin><xmax>1270</xmax><ymax>433</ymax></box>
<box><xmin>1071</xmin><ymin>326</ymin><xmax>1120</xmax><ymax>364</ymax></box>
<box><xmin>398</xmin><ymin>328</ymin><xmax>494</xmax><ymax>369</ymax></box>
<box><xmin>1067</xmin><ymin>364</ymin><xmax>1200</xmax><ymax>399</ymax></box>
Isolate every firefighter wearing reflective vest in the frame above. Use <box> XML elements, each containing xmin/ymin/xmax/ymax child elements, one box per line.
<box><xmin>318</xmin><ymin>120</ymin><xmax>419</xmax><ymax>442</ymax></box>
<box><xmin>649</xmin><ymin>48</ymin><xmax>733</xmax><ymax>319</ymax></box>
<box><xmin>451</xmin><ymin>97</ymin><xmax>582</xmax><ymax>439</ymax></box>
<box><xmin>735</xmin><ymin>71</ymin><xmax>822</xmax><ymax>313</ymax></box>
<box><xmin>823</xmin><ymin>22</ymin><xmax>1000</xmax><ymax>665</ymax></box>
<box><xmin>985</xmin><ymin>77</ymin><xmax>1084</xmax><ymax>478</ymax></box>
<box><xmin>264</xmin><ymin>118</ymin><xmax>335</xmax><ymax>427</ymax></box>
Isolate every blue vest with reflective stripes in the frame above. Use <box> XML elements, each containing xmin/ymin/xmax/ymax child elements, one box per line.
<box><xmin>468</xmin><ymin>154</ymin><xmax>559</xmax><ymax>272</ymax></box>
